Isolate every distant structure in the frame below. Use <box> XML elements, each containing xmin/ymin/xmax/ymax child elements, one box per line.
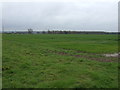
<box><xmin>28</xmin><ymin>28</ymin><xmax>33</xmax><ymax>34</ymax></box>
<box><xmin>2</xmin><ymin>25</ymin><xmax>4</xmax><ymax>33</ymax></box>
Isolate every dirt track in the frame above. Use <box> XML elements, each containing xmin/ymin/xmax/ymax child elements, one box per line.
<box><xmin>47</xmin><ymin>49</ymin><xmax>118</xmax><ymax>62</ymax></box>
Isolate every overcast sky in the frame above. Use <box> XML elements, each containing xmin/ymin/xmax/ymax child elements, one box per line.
<box><xmin>2</xmin><ymin>0</ymin><xmax>119</xmax><ymax>32</ymax></box>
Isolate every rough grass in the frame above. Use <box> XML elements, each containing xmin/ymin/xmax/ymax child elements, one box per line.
<box><xmin>0</xmin><ymin>34</ymin><xmax>2</xmax><ymax>89</ymax></box>
<box><xmin>2</xmin><ymin>34</ymin><xmax>118</xmax><ymax>88</ymax></box>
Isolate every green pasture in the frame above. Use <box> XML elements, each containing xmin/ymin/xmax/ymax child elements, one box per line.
<box><xmin>2</xmin><ymin>34</ymin><xmax>119</xmax><ymax>88</ymax></box>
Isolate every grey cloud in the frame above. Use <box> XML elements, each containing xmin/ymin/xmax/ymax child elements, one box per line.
<box><xmin>2</xmin><ymin>1</ymin><xmax>118</xmax><ymax>32</ymax></box>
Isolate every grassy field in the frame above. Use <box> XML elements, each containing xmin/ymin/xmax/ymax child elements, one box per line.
<box><xmin>2</xmin><ymin>34</ymin><xmax>118</xmax><ymax>88</ymax></box>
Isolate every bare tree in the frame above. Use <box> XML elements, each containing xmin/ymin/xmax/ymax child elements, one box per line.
<box><xmin>28</xmin><ymin>28</ymin><xmax>33</xmax><ymax>34</ymax></box>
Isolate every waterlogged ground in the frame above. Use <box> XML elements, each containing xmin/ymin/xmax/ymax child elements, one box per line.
<box><xmin>3</xmin><ymin>34</ymin><xmax>118</xmax><ymax>88</ymax></box>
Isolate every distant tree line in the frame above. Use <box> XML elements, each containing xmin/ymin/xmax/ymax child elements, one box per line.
<box><xmin>2</xmin><ymin>29</ymin><xmax>120</xmax><ymax>34</ymax></box>
<box><xmin>45</xmin><ymin>30</ymin><xmax>119</xmax><ymax>34</ymax></box>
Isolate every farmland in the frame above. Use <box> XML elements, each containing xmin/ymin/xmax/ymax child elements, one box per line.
<box><xmin>2</xmin><ymin>34</ymin><xmax>118</xmax><ymax>88</ymax></box>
